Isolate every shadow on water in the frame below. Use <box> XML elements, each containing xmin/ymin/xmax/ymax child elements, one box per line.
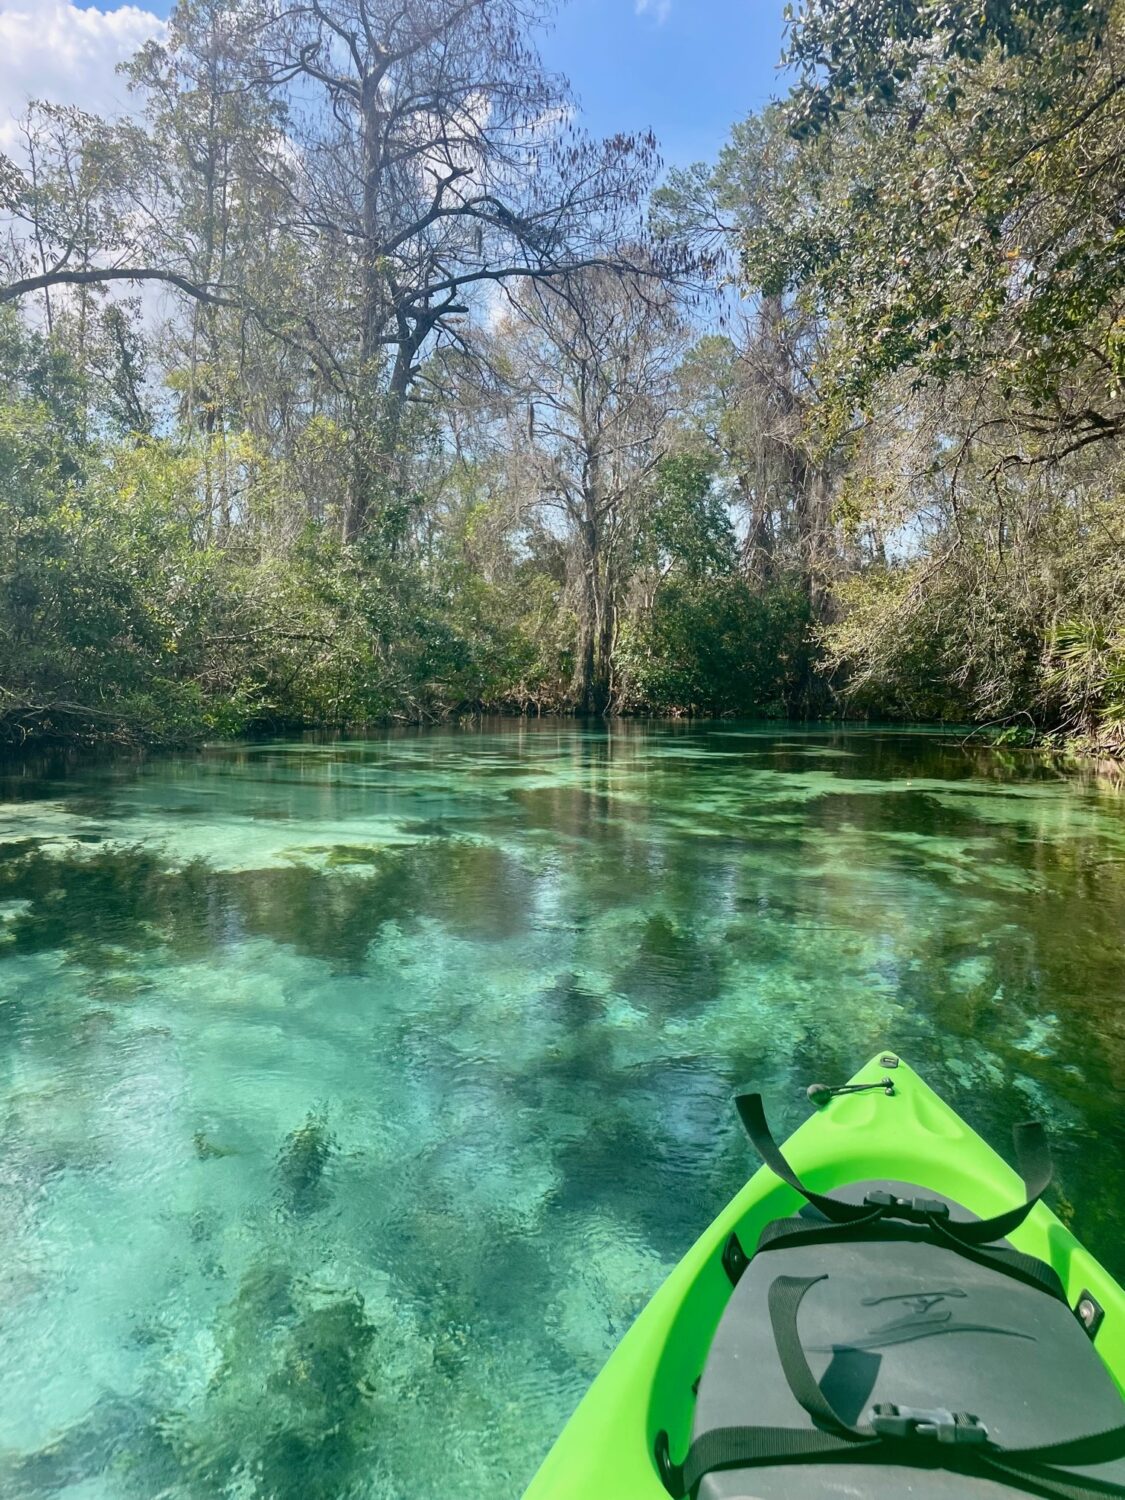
<box><xmin>1</xmin><ymin>721</ymin><xmax>1124</xmax><ymax>1498</ymax></box>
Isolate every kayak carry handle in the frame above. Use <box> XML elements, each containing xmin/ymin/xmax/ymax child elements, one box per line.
<box><xmin>806</xmin><ymin>1077</ymin><xmax>895</xmax><ymax>1107</ymax></box>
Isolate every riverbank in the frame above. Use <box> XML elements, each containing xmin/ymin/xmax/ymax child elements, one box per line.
<box><xmin>4</xmin><ymin>695</ymin><xmax>1122</xmax><ymax>771</ymax></box>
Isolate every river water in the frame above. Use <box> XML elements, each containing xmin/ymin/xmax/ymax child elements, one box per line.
<box><xmin>0</xmin><ymin>722</ymin><xmax>1122</xmax><ymax>1499</ymax></box>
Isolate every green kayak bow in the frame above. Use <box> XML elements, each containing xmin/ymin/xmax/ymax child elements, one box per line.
<box><xmin>523</xmin><ymin>1053</ymin><xmax>1125</xmax><ymax>1500</ymax></box>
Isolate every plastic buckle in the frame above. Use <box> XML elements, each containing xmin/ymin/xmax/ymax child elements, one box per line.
<box><xmin>913</xmin><ymin>1196</ymin><xmax>950</xmax><ymax>1220</ymax></box>
<box><xmin>870</xmin><ymin>1404</ymin><xmax>988</xmax><ymax>1446</ymax></box>
<box><xmin>863</xmin><ymin>1190</ymin><xmax>950</xmax><ymax>1223</ymax></box>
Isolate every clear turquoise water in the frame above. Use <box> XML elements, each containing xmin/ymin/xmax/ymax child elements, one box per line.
<box><xmin>1</xmin><ymin>721</ymin><xmax>1123</xmax><ymax>1499</ymax></box>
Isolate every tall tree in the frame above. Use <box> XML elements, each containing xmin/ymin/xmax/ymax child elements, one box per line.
<box><xmin>654</xmin><ymin>109</ymin><xmax>844</xmax><ymax>606</ymax></box>
<box><xmin>124</xmin><ymin>0</ymin><xmax>299</xmax><ymax>536</ymax></box>
<box><xmin>747</xmin><ymin>0</ymin><xmax>1125</xmax><ymax>460</ymax></box>
<box><xmin>1</xmin><ymin>1</ymin><xmax>669</xmax><ymax>544</ymax></box>
<box><xmin>485</xmin><ymin>268</ymin><xmax>685</xmax><ymax>713</ymax></box>
<box><xmin>252</xmin><ymin>0</ymin><xmax>664</xmax><ymax>539</ymax></box>
<box><xmin>721</xmin><ymin>0</ymin><xmax>1125</xmax><ymax>737</ymax></box>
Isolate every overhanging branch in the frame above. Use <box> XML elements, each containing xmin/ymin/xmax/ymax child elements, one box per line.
<box><xmin>0</xmin><ymin>266</ymin><xmax>241</xmax><ymax>308</ymax></box>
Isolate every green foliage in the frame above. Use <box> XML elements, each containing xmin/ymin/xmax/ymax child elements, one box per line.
<box><xmin>820</xmin><ymin>565</ymin><xmax>1001</xmax><ymax>722</ymax></box>
<box><xmin>672</xmin><ymin>2</ymin><xmax>1125</xmax><ymax>750</ymax></box>
<box><xmin>0</xmin><ymin>414</ymin><xmax>503</xmax><ymax>744</ymax></box>
<box><xmin>638</xmin><ymin>453</ymin><xmax>735</xmax><ymax>580</ymax></box>
<box><xmin>0</xmin><ymin>394</ymin><xmax>215</xmax><ymax>742</ymax></box>
<box><xmin>614</xmin><ymin>453</ymin><xmax>817</xmax><ymax>717</ymax></box>
<box><xmin>0</xmin><ymin>315</ymin><xmax>540</xmax><ymax>742</ymax></box>
<box><xmin>4</xmin><ymin>1</ymin><xmax>1125</xmax><ymax>752</ymax></box>
<box><xmin>1047</xmin><ymin>619</ymin><xmax>1125</xmax><ymax>739</ymax></box>
<box><xmin>746</xmin><ymin>0</ymin><xmax>1125</xmax><ymax>448</ymax></box>
<box><xmin>781</xmin><ymin>0</ymin><xmax>1112</xmax><ymax>135</ymax></box>
<box><xmin>618</xmin><ymin>577</ymin><xmax>813</xmax><ymax>717</ymax></box>
<box><xmin>819</xmin><ymin>466</ymin><xmax>1125</xmax><ymax>737</ymax></box>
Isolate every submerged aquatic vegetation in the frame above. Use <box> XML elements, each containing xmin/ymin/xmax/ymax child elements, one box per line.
<box><xmin>0</xmin><ymin>1394</ymin><xmax>180</xmax><ymax>1500</ymax></box>
<box><xmin>0</xmin><ymin>724</ymin><xmax>1124</xmax><ymax>1498</ymax></box>
<box><xmin>193</xmin><ymin>1132</ymin><xmax>237</xmax><ymax>1162</ymax></box>
<box><xmin>161</xmin><ymin>1264</ymin><xmax>382</xmax><ymax>1500</ymax></box>
<box><xmin>276</xmin><ymin>1111</ymin><xmax>337</xmax><ymax>1215</ymax></box>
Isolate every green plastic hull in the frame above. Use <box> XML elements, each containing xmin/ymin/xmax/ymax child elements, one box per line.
<box><xmin>523</xmin><ymin>1053</ymin><xmax>1125</xmax><ymax>1499</ymax></box>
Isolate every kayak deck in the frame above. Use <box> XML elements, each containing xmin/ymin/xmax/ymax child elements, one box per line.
<box><xmin>522</xmin><ymin>1053</ymin><xmax>1125</xmax><ymax>1499</ymax></box>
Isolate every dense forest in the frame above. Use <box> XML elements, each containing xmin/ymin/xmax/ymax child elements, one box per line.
<box><xmin>0</xmin><ymin>0</ymin><xmax>1122</xmax><ymax>749</ymax></box>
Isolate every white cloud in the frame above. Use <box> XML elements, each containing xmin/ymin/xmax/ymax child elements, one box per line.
<box><xmin>0</xmin><ymin>2</ymin><xmax>164</xmax><ymax>151</ymax></box>
<box><xmin>634</xmin><ymin>0</ymin><xmax>672</xmax><ymax>23</ymax></box>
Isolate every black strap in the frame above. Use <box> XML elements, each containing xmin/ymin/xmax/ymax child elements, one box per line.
<box><xmin>754</xmin><ymin>1213</ymin><xmax>1066</xmax><ymax>1301</ymax></box>
<box><xmin>770</xmin><ymin>1274</ymin><xmax>1125</xmax><ymax>1500</ymax></box>
<box><xmin>658</xmin><ymin>1273</ymin><xmax>1125</xmax><ymax>1500</ymax></box>
<box><xmin>769</xmin><ymin>1274</ymin><xmax>859</xmax><ymax>1432</ymax></box>
<box><xmin>659</xmin><ymin>1422</ymin><xmax>874</xmax><ymax>1497</ymax></box>
<box><xmin>768</xmin><ymin>1275</ymin><xmax>992</xmax><ymax>1441</ymax></box>
<box><xmin>984</xmin><ymin>1451</ymin><xmax>1125</xmax><ymax>1500</ymax></box>
<box><xmin>735</xmin><ymin>1091</ymin><xmax>885</xmax><ymax>1226</ymax></box>
<box><xmin>937</xmin><ymin>1121</ymin><xmax>1052</xmax><ymax>1247</ymax></box>
<box><xmin>736</xmin><ymin>1091</ymin><xmax>1053</xmax><ymax>1249</ymax></box>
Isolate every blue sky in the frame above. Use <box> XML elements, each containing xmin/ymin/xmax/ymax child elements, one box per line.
<box><xmin>61</xmin><ymin>0</ymin><xmax>789</xmax><ymax>171</ymax></box>
<box><xmin>542</xmin><ymin>0</ymin><xmax>787</xmax><ymax>168</ymax></box>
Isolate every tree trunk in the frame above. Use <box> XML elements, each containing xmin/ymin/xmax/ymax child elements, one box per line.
<box><xmin>739</xmin><ymin>471</ymin><xmax>774</xmax><ymax>583</ymax></box>
<box><xmin>571</xmin><ymin>524</ymin><xmax>615</xmax><ymax>715</ymax></box>
<box><xmin>343</xmin><ymin>77</ymin><xmax>391</xmax><ymax>544</ymax></box>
